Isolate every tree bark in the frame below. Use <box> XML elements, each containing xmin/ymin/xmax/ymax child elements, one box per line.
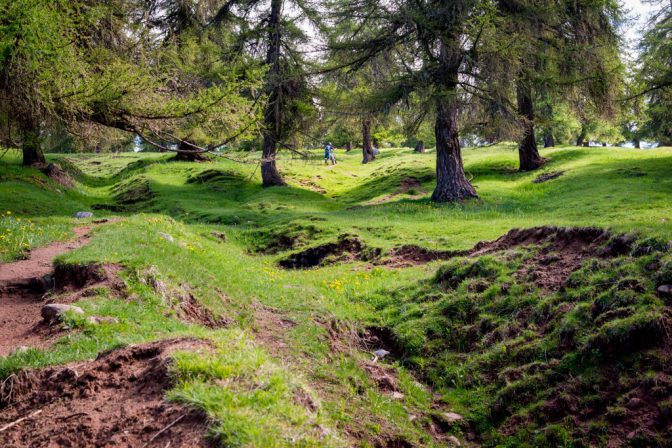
<box><xmin>346</xmin><ymin>141</ymin><xmax>352</xmax><ymax>152</ymax></box>
<box><xmin>577</xmin><ymin>125</ymin><xmax>587</xmax><ymax>147</ymax></box>
<box><xmin>414</xmin><ymin>140</ymin><xmax>425</xmax><ymax>153</ymax></box>
<box><xmin>260</xmin><ymin>0</ymin><xmax>286</xmax><ymax>187</ymax></box>
<box><xmin>431</xmin><ymin>100</ymin><xmax>477</xmax><ymax>202</ymax></box>
<box><xmin>362</xmin><ymin>116</ymin><xmax>375</xmax><ymax>163</ymax></box>
<box><xmin>634</xmin><ymin>137</ymin><xmax>641</xmax><ymax>149</ymax></box>
<box><xmin>516</xmin><ymin>82</ymin><xmax>543</xmax><ymax>171</ymax></box>
<box><xmin>431</xmin><ymin>39</ymin><xmax>477</xmax><ymax>202</ymax></box>
<box><xmin>174</xmin><ymin>141</ymin><xmax>209</xmax><ymax>162</ymax></box>
<box><xmin>21</xmin><ymin>127</ymin><xmax>46</xmax><ymax>167</ymax></box>
<box><xmin>543</xmin><ymin>132</ymin><xmax>555</xmax><ymax>148</ymax></box>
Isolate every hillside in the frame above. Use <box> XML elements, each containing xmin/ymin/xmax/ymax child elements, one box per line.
<box><xmin>1</xmin><ymin>145</ymin><xmax>671</xmax><ymax>447</ymax></box>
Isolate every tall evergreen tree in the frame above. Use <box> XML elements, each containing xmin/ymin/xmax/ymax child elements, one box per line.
<box><xmin>636</xmin><ymin>0</ymin><xmax>672</xmax><ymax>146</ymax></box>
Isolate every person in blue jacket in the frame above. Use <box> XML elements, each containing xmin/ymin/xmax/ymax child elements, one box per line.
<box><xmin>324</xmin><ymin>142</ymin><xmax>336</xmax><ymax>165</ymax></box>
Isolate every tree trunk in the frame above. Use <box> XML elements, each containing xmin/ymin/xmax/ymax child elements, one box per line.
<box><xmin>577</xmin><ymin>125</ymin><xmax>587</xmax><ymax>147</ymax></box>
<box><xmin>516</xmin><ymin>82</ymin><xmax>543</xmax><ymax>171</ymax></box>
<box><xmin>431</xmin><ymin>39</ymin><xmax>477</xmax><ymax>203</ymax></box>
<box><xmin>543</xmin><ymin>132</ymin><xmax>555</xmax><ymax>148</ymax></box>
<box><xmin>174</xmin><ymin>141</ymin><xmax>209</xmax><ymax>162</ymax></box>
<box><xmin>431</xmin><ymin>100</ymin><xmax>477</xmax><ymax>202</ymax></box>
<box><xmin>346</xmin><ymin>141</ymin><xmax>352</xmax><ymax>152</ymax></box>
<box><xmin>414</xmin><ymin>140</ymin><xmax>425</xmax><ymax>153</ymax></box>
<box><xmin>21</xmin><ymin>127</ymin><xmax>45</xmax><ymax>167</ymax></box>
<box><xmin>602</xmin><ymin>142</ymin><xmax>607</xmax><ymax>147</ymax></box>
<box><xmin>260</xmin><ymin>0</ymin><xmax>286</xmax><ymax>187</ymax></box>
<box><xmin>634</xmin><ymin>137</ymin><xmax>641</xmax><ymax>149</ymax></box>
<box><xmin>261</xmin><ymin>133</ymin><xmax>285</xmax><ymax>186</ymax></box>
<box><xmin>362</xmin><ymin>116</ymin><xmax>375</xmax><ymax>163</ymax></box>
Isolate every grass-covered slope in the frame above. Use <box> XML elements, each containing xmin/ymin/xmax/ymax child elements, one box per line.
<box><xmin>0</xmin><ymin>144</ymin><xmax>671</xmax><ymax>447</ymax></box>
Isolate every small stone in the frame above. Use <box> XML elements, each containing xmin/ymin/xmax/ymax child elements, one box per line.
<box><xmin>158</xmin><ymin>232</ymin><xmax>174</xmax><ymax>242</ymax></box>
<box><xmin>13</xmin><ymin>346</ymin><xmax>30</xmax><ymax>354</ymax></box>
<box><xmin>441</xmin><ymin>412</ymin><xmax>464</xmax><ymax>423</ymax></box>
<box><xmin>74</xmin><ymin>211</ymin><xmax>93</xmax><ymax>219</ymax></box>
<box><xmin>86</xmin><ymin>316</ymin><xmax>120</xmax><ymax>325</ymax></box>
<box><xmin>41</xmin><ymin>304</ymin><xmax>84</xmax><ymax>322</ymax></box>
<box><xmin>657</xmin><ymin>284</ymin><xmax>672</xmax><ymax>297</ymax></box>
<box><xmin>446</xmin><ymin>435</ymin><xmax>461</xmax><ymax>447</ymax></box>
<box><xmin>373</xmin><ymin>349</ymin><xmax>390</xmax><ymax>358</ymax></box>
<box><xmin>391</xmin><ymin>391</ymin><xmax>404</xmax><ymax>400</ymax></box>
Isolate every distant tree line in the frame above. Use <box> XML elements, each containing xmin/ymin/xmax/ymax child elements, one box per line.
<box><xmin>0</xmin><ymin>0</ymin><xmax>669</xmax><ymax>201</ymax></box>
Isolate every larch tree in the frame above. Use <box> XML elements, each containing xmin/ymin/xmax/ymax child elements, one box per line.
<box><xmin>205</xmin><ymin>0</ymin><xmax>321</xmax><ymax>186</ymax></box>
<box><xmin>489</xmin><ymin>0</ymin><xmax>624</xmax><ymax>171</ymax></box>
<box><xmin>0</xmin><ymin>0</ymin><xmax>262</xmax><ymax>166</ymax></box>
<box><xmin>635</xmin><ymin>0</ymin><xmax>672</xmax><ymax>146</ymax></box>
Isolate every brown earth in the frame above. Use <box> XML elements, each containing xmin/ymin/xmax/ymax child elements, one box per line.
<box><xmin>386</xmin><ymin>226</ymin><xmax>635</xmax><ymax>292</ymax></box>
<box><xmin>279</xmin><ymin>235</ymin><xmax>381</xmax><ymax>269</ymax></box>
<box><xmin>0</xmin><ymin>226</ymin><xmax>94</xmax><ymax>357</ymax></box>
<box><xmin>0</xmin><ymin>339</ymin><xmax>213</xmax><ymax>448</ymax></box>
<box><xmin>38</xmin><ymin>163</ymin><xmax>75</xmax><ymax>188</ymax></box>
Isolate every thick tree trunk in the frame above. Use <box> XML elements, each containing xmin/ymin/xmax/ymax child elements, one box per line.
<box><xmin>21</xmin><ymin>127</ymin><xmax>46</xmax><ymax>167</ymax></box>
<box><xmin>543</xmin><ymin>132</ymin><xmax>555</xmax><ymax>148</ymax></box>
<box><xmin>602</xmin><ymin>142</ymin><xmax>608</xmax><ymax>147</ymax></box>
<box><xmin>516</xmin><ymin>82</ymin><xmax>543</xmax><ymax>171</ymax></box>
<box><xmin>634</xmin><ymin>137</ymin><xmax>641</xmax><ymax>149</ymax></box>
<box><xmin>431</xmin><ymin>100</ymin><xmax>477</xmax><ymax>202</ymax></box>
<box><xmin>260</xmin><ymin>0</ymin><xmax>286</xmax><ymax>187</ymax></box>
<box><xmin>362</xmin><ymin>116</ymin><xmax>375</xmax><ymax>164</ymax></box>
<box><xmin>261</xmin><ymin>133</ymin><xmax>285</xmax><ymax>186</ymax></box>
<box><xmin>174</xmin><ymin>141</ymin><xmax>209</xmax><ymax>162</ymax></box>
<box><xmin>414</xmin><ymin>140</ymin><xmax>425</xmax><ymax>153</ymax></box>
<box><xmin>346</xmin><ymin>141</ymin><xmax>352</xmax><ymax>152</ymax></box>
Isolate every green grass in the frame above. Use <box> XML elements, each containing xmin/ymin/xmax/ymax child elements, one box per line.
<box><xmin>1</xmin><ymin>143</ymin><xmax>671</xmax><ymax>446</ymax></box>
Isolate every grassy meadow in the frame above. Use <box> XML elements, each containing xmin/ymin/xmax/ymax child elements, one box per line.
<box><xmin>1</xmin><ymin>144</ymin><xmax>671</xmax><ymax>447</ymax></box>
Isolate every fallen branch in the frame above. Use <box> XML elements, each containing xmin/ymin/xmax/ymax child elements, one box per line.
<box><xmin>56</xmin><ymin>412</ymin><xmax>89</xmax><ymax>421</ymax></box>
<box><xmin>141</xmin><ymin>414</ymin><xmax>186</xmax><ymax>448</ymax></box>
<box><xmin>0</xmin><ymin>409</ymin><xmax>43</xmax><ymax>432</ymax></box>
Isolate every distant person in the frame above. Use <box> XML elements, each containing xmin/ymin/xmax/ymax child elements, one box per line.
<box><xmin>324</xmin><ymin>142</ymin><xmax>336</xmax><ymax>165</ymax></box>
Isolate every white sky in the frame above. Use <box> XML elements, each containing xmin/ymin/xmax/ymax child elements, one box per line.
<box><xmin>621</xmin><ymin>0</ymin><xmax>659</xmax><ymax>53</ymax></box>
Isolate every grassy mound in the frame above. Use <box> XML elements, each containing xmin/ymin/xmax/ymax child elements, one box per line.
<box><xmin>368</xmin><ymin>229</ymin><xmax>672</xmax><ymax>446</ymax></box>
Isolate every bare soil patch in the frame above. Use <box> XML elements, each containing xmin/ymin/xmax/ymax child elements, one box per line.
<box><xmin>37</xmin><ymin>163</ymin><xmax>75</xmax><ymax>188</ymax></box>
<box><xmin>472</xmin><ymin>226</ymin><xmax>633</xmax><ymax>292</ymax></box>
<box><xmin>279</xmin><ymin>235</ymin><xmax>381</xmax><ymax>269</ymax></box>
<box><xmin>386</xmin><ymin>226</ymin><xmax>635</xmax><ymax>292</ymax></box>
<box><xmin>0</xmin><ymin>339</ymin><xmax>212</xmax><ymax>447</ymax></box>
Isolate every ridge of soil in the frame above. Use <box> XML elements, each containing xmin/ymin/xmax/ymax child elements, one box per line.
<box><xmin>0</xmin><ymin>339</ymin><xmax>212</xmax><ymax>447</ymax></box>
<box><xmin>0</xmin><ymin>226</ymin><xmax>95</xmax><ymax>357</ymax></box>
<box><xmin>279</xmin><ymin>235</ymin><xmax>381</xmax><ymax>269</ymax></box>
<box><xmin>386</xmin><ymin>226</ymin><xmax>636</xmax><ymax>292</ymax></box>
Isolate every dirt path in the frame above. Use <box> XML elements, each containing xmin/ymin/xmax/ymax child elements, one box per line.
<box><xmin>0</xmin><ymin>226</ymin><xmax>93</xmax><ymax>357</ymax></box>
